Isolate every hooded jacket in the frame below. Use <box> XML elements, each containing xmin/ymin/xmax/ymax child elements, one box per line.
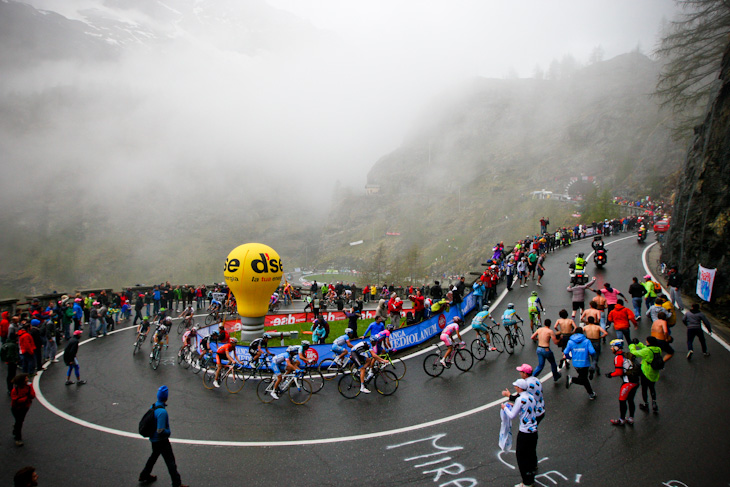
<box><xmin>17</xmin><ymin>328</ymin><xmax>36</xmax><ymax>355</ymax></box>
<box><xmin>0</xmin><ymin>311</ymin><xmax>9</xmax><ymax>339</ymax></box>
<box><xmin>563</xmin><ymin>333</ymin><xmax>595</xmax><ymax>368</ymax></box>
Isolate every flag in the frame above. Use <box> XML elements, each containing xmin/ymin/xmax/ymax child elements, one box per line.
<box><xmin>696</xmin><ymin>265</ymin><xmax>716</xmax><ymax>302</ymax></box>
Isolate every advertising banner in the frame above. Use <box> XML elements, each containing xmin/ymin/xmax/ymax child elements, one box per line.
<box><xmin>697</xmin><ymin>265</ymin><xmax>716</xmax><ymax>302</ymax></box>
<box><xmin>197</xmin><ymin>292</ymin><xmax>476</xmax><ymax>366</ymax></box>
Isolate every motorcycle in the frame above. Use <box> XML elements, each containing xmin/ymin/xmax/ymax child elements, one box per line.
<box><xmin>637</xmin><ymin>230</ymin><xmax>647</xmax><ymax>243</ymax></box>
<box><xmin>567</xmin><ymin>262</ymin><xmax>589</xmax><ymax>285</ymax></box>
<box><xmin>594</xmin><ymin>248</ymin><xmax>607</xmax><ymax>268</ymax></box>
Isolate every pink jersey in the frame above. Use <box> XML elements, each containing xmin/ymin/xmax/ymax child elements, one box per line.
<box><xmin>600</xmin><ymin>288</ymin><xmax>621</xmax><ymax>306</ymax></box>
<box><xmin>441</xmin><ymin>323</ymin><xmax>460</xmax><ymax>336</ymax></box>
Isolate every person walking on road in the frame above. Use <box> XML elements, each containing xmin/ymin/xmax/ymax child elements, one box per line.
<box><xmin>139</xmin><ymin>385</ymin><xmax>188</xmax><ymax>487</ymax></box>
<box><xmin>563</xmin><ymin>327</ymin><xmax>597</xmax><ymax>400</ymax></box>
<box><xmin>683</xmin><ymin>303</ymin><xmax>713</xmax><ymax>359</ymax></box>
<box><xmin>628</xmin><ymin>277</ymin><xmax>645</xmax><ymax>321</ymax></box>
<box><xmin>500</xmin><ymin>378</ymin><xmax>538</xmax><ymax>487</ymax></box>
<box><xmin>607</xmin><ymin>299</ymin><xmax>638</xmax><ymax>344</ymax></box>
<box><xmin>10</xmin><ymin>373</ymin><xmax>35</xmax><ymax>446</ymax></box>
<box><xmin>530</xmin><ymin>319</ymin><xmax>561</xmax><ymax>381</ymax></box>
<box><xmin>642</xmin><ymin>275</ymin><xmax>658</xmax><ymax>310</ymax></box>
<box><xmin>605</xmin><ymin>339</ymin><xmax>639</xmax><ymax>426</ymax></box>
<box><xmin>629</xmin><ymin>336</ymin><xmax>662</xmax><ymax>414</ymax></box>
<box><xmin>666</xmin><ymin>266</ymin><xmax>685</xmax><ymax>311</ymax></box>
<box><xmin>567</xmin><ymin>277</ymin><xmax>596</xmax><ymax>321</ymax></box>
<box><xmin>583</xmin><ymin>316</ymin><xmax>608</xmax><ymax>377</ymax></box>
<box><xmin>63</xmin><ymin>330</ymin><xmax>87</xmax><ymax>386</ymax></box>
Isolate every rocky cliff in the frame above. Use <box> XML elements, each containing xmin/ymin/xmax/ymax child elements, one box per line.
<box><xmin>664</xmin><ymin>43</ymin><xmax>730</xmax><ymax>313</ymax></box>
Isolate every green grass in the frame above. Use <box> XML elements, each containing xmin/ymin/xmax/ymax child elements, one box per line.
<box><xmin>231</xmin><ymin>318</ymin><xmax>375</xmax><ymax>347</ymax></box>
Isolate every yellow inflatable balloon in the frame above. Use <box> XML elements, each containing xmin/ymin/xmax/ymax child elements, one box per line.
<box><xmin>224</xmin><ymin>243</ymin><xmax>283</xmax><ymax>336</ymax></box>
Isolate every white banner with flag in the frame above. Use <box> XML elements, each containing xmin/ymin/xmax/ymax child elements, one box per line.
<box><xmin>696</xmin><ymin>265</ymin><xmax>716</xmax><ymax>302</ymax></box>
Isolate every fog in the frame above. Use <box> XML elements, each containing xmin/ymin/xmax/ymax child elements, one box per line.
<box><xmin>0</xmin><ymin>0</ymin><xmax>681</xmax><ymax>293</ymax></box>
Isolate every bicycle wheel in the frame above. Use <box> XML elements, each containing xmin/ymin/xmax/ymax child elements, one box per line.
<box><xmin>338</xmin><ymin>373</ymin><xmax>361</xmax><ymax>399</ymax></box>
<box><xmin>205</xmin><ymin>314</ymin><xmax>215</xmax><ymax>326</ymax></box>
<box><xmin>516</xmin><ymin>327</ymin><xmax>525</xmax><ymax>346</ymax></box>
<box><xmin>151</xmin><ymin>347</ymin><xmax>161</xmax><ymax>370</ymax></box>
<box><xmin>194</xmin><ymin>355</ymin><xmax>209</xmax><ymax>375</ymax></box>
<box><xmin>374</xmin><ymin>370</ymin><xmax>398</xmax><ymax>396</ymax></box>
<box><xmin>133</xmin><ymin>337</ymin><xmax>142</xmax><ymax>355</ymax></box>
<box><xmin>454</xmin><ymin>348</ymin><xmax>474</xmax><ymax>371</ymax></box>
<box><xmin>471</xmin><ymin>338</ymin><xmax>487</xmax><ymax>360</ymax></box>
<box><xmin>503</xmin><ymin>333</ymin><xmax>515</xmax><ymax>354</ymax></box>
<box><xmin>288</xmin><ymin>378</ymin><xmax>313</xmax><ymax>405</ymax></box>
<box><xmin>385</xmin><ymin>358</ymin><xmax>406</xmax><ymax>380</ymax></box>
<box><xmin>180</xmin><ymin>349</ymin><xmax>192</xmax><ymax>369</ymax></box>
<box><xmin>225</xmin><ymin>368</ymin><xmax>246</xmax><ymax>393</ymax></box>
<box><xmin>177</xmin><ymin>321</ymin><xmax>185</xmax><ymax>335</ymax></box>
<box><xmin>256</xmin><ymin>378</ymin><xmax>275</xmax><ymax>404</ymax></box>
<box><xmin>318</xmin><ymin>359</ymin><xmax>339</xmax><ymax>381</ymax></box>
<box><xmin>202</xmin><ymin>368</ymin><xmax>217</xmax><ymax>390</ymax></box>
<box><xmin>423</xmin><ymin>353</ymin><xmax>445</xmax><ymax>377</ymax></box>
<box><xmin>490</xmin><ymin>332</ymin><xmax>505</xmax><ymax>353</ymax></box>
<box><xmin>306</xmin><ymin>368</ymin><xmax>324</xmax><ymax>393</ymax></box>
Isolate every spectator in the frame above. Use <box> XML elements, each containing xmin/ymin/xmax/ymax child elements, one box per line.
<box><xmin>138</xmin><ymin>386</ymin><xmax>188</xmax><ymax>487</ymax></box>
<box><xmin>17</xmin><ymin>324</ymin><xmax>35</xmax><ymax>375</ymax></box>
<box><xmin>666</xmin><ymin>266</ymin><xmax>685</xmax><ymax>311</ymax></box>
<box><xmin>607</xmin><ymin>299</ymin><xmax>638</xmax><ymax>344</ymax></box>
<box><xmin>683</xmin><ymin>303</ymin><xmax>712</xmax><ymax>359</ymax></box>
<box><xmin>63</xmin><ymin>330</ymin><xmax>87</xmax><ymax>386</ymax></box>
<box><xmin>10</xmin><ymin>373</ymin><xmax>35</xmax><ymax>447</ymax></box>
<box><xmin>1</xmin><ymin>335</ymin><xmax>20</xmax><ymax>395</ymax></box>
<box><xmin>500</xmin><ymin>378</ymin><xmax>538</xmax><ymax>487</ymax></box>
<box><xmin>628</xmin><ymin>277</ymin><xmax>645</xmax><ymax>320</ymax></box>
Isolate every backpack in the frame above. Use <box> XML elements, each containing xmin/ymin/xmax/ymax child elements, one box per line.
<box><xmin>0</xmin><ymin>341</ymin><xmax>19</xmax><ymax>364</ymax></box>
<box><xmin>139</xmin><ymin>404</ymin><xmax>164</xmax><ymax>438</ymax></box>
<box><xmin>623</xmin><ymin>353</ymin><xmax>639</xmax><ymax>379</ymax></box>
<box><xmin>650</xmin><ymin>349</ymin><xmax>665</xmax><ymax>370</ymax></box>
<box><xmin>652</xmin><ymin>281</ymin><xmax>662</xmax><ymax>293</ymax></box>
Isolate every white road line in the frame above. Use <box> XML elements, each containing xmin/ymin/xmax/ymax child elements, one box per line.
<box><xmin>34</xmin><ymin>236</ymin><xmax>728</xmax><ymax>447</ymax></box>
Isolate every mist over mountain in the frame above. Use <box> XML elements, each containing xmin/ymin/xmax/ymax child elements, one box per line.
<box><xmin>0</xmin><ymin>1</ymin><xmax>683</xmax><ymax>296</ymax></box>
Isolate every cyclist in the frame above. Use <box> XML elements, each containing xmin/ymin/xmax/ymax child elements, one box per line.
<box><xmin>470</xmin><ymin>305</ymin><xmax>498</xmax><ymax>352</ymax></box>
<box><xmin>269</xmin><ymin>291</ymin><xmax>280</xmax><ymax>309</ymax></box>
<box><xmin>248</xmin><ymin>333</ymin><xmax>273</xmax><ymax>367</ymax></box>
<box><xmin>135</xmin><ymin>317</ymin><xmax>151</xmax><ymax>345</ymax></box>
<box><xmin>501</xmin><ymin>303</ymin><xmax>524</xmax><ymax>339</ymax></box>
<box><xmin>149</xmin><ymin>321</ymin><xmax>170</xmax><ymax>358</ymax></box>
<box><xmin>349</xmin><ymin>337</ymin><xmax>388</xmax><ymax>394</ymax></box>
<box><xmin>370</xmin><ymin>327</ymin><xmax>392</xmax><ymax>356</ymax></box>
<box><xmin>178</xmin><ymin>304</ymin><xmax>195</xmax><ymax>327</ymax></box>
<box><xmin>270</xmin><ymin>342</ymin><xmax>310</xmax><ymax>399</ymax></box>
<box><xmin>527</xmin><ymin>291</ymin><xmax>545</xmax><ymax>332</ymax></box>
<box><xmin>199</xmin><ymin>331</ymin><xmax>218</xmax><ymax>361</ymax></box>
<box><xmin>213</xmin><ymin>337</ymin><xmax>241</xmax><ymax>388</ymax></box>
<box><xmin>439</xmin><ymin>316</ymin><xmax>464</xmax><ymax>367</ymax></box>
<box><xmin>331</xmin><ymin>328</ymin><xmax>357</xmax><ymax>365</ymax></box>
<box><xmin>208</xmin><ymin>297</ymin><xmax>222</xmax><ymax>321</ymax></box>
<box><xmin>180</xmin><ymin>327</ymin><xmax>198</xmax><ymax>355</ymax></box>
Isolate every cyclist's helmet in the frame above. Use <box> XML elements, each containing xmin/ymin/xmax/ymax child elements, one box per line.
<box><xmin>345</xmin><ymin>328</ymin><xmax>355</xmax><ymax>337</ymax></box>
<box><xmin>369</xmin><ymin>336</ymin><xmax>378</xmax><ymax>345</ymax></box>
<box><xmin>300</xmin><ymin>340</ymin><xmax>310</xmax><ymax>351</ymax></box>
<box><xmin>531</xmin><ymin>291</ymin><xmax>538</xmax><ymax>296</ymax></box>
<box><xmin>609</xmin><ymin>339</ymin><xmax>624</xmax><ymax>349</ymax></box>
<box><xmin>160</xmin><ymin>308</ymin><xmax>166</xmax><ymax>312</ymax></box>
<box><xmin>158</xmin><ymin>324</ymin><xmax>168</xmax><ymax>332</ymax></box>
<box><xmin>507</xmin><ymin>303</ymin><xmax>515</xmax><ymax>309</ymax></box>
<box><xmin>229</xmin><ymin>337</ymin><xmax>238</xmax><ymax>344</ymax></box>
<box><xmin>143</xmin><ymin>316</ymin><xmax>150</xmax><ymax>321</ymax></box>
<box><xmin>452</xmin><ymin>316</ymin><xmax>463</xmax><ymax>324</ymax></box>
<box><xmin>482</xmin><ymin>305</ymin><xmax>490</xmax><ymax>311</ymax></box>
<box><xmin>164</xmin><ymin>316</ymin><xmax>172</xmax><ymax>324</ymax></box>
<box><xmin>386</xmin><ymin>323</ymin><xmax>395</xmax><ymax>331</ymax></box>
<box><xmin>190</xmin><ymin>327</ymin><xmax>198</xmax><ymax>334</ymax></box>
<box><xmin>262</xmin><ymin>333</ymin><xmax>272</xmax><ymax>340</ymax></box>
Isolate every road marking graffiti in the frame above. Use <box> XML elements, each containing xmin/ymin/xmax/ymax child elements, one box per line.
<box><xmin>387</xmin><ymin>434</ymin><xmax>477</xmax><ymax>486</ymax></box>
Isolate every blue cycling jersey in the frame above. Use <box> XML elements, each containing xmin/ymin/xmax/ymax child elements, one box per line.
<box><xmin>333</xmin><ymin>334</ymin><xmax>349</xmax><ymax>347</ymax></box>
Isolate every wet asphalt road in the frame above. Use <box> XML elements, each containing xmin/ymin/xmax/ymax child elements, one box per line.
<box><xmin>3</xmin><ymin>234</ymin><xmax>730</xmax><ymax>486</ymax></box>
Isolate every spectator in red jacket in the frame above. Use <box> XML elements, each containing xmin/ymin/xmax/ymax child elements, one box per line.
<box><xmin>17</xmin><ymin>325</ymin><xmax>36</xmax><ymax>375</ymax></box>
<box><xmin>607</xmin><ymin>299</ymin><xmax>638</xmax><ymax>345</ymax></box>
<box><xmin>0</xmin><ymin>311</ymin><xmax>9</xmax><ymax>343</ymax></box>
<box><xmin>10</xmin><ymin>373</ymin><xmax>35</xmax><ymax>446</ymax></box>
<box><xmin>409</xmin><ymin>289</ymin><xmax>425</xmax><ymax>323</ymax></box>
<box><xmin>388</xmin><ymin>295</ymin><xmax>403</xmax><ymax>329</ymax></box>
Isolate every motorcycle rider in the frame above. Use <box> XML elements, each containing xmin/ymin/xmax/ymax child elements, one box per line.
<box><xmin>637</xmin><ymin>224</ymin><xmax>647</xmax><ymax>242</ymax></box>
<box><xmin>591</xmin><ymin>235</ymin><xmax>605</xmax><ymax>251</ymax></box>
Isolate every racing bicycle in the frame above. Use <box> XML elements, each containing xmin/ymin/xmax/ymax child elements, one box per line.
<box><xmin>203</xmin><ymin>363</ymin><xmax>246</xmax><ymax>393</ymax></box>
<box><xmin>470</xmin><ymin>324</ymin><xmax>504</xmax><ymax>360</ymax></box>
<box><xmin>423</xmin><ymin>341</ymin><xmax>474</xmax><ymax>377</ymax></box>
<box><xmin>337</xmin><ymin>361</ymin><xmax>398</xmax><ymax>399</ymax></box>
<box><xmin>257</xmin><ymin>369</ymin><xmax>313</xmax><ymax>405</ymax></box>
